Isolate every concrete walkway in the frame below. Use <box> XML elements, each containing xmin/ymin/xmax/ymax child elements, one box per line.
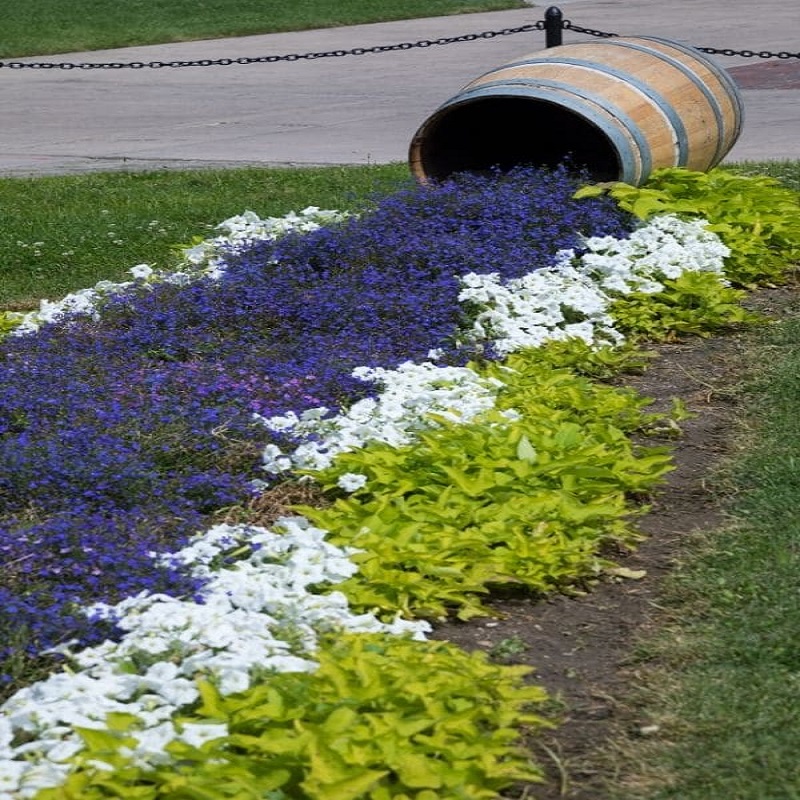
<box><xmin>0</xmin><ymin>0</ymin><xmax>797</xmax><ymax>177</ymax></box>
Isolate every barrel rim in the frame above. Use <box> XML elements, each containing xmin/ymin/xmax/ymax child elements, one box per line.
<box><xmin>410</xmin><ymin>83</ymin><xmax>644</xmax><ymax>184</ymax></box>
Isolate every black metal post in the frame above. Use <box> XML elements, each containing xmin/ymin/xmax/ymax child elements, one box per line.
<box><xmin>544</xmin><ymin>6</ymin><xmax>563</xmax><ymax>48</ymax></box>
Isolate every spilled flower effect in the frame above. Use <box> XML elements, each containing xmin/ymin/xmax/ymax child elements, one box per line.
<box><xmin>0</xmin><ymin>167</ymin><xmax>735</xmax><ymax>797</ymax></box>
<box><xmin>260</xmin><ymin>214</ymin><xmax>730</xmax><ymax>476</ymax></box>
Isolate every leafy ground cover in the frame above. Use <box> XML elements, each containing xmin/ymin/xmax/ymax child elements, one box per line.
<box><xmin>0</xmin><ymin>0</ymin><xmax>525</xmax><ymax>58</ymax></box>
<box><xmin>0</xmin><ymin>163</ymin><xmax>798</xmax><ymax>799</ymax></box>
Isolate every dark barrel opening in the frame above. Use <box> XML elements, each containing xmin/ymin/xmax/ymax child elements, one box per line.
<box><xmin>414</xmin><ymin>96</ymin><xmax>622</xmax><ymax>182</ymax></box>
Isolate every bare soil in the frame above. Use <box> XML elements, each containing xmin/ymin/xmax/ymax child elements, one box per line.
<box><xmin>429</xmin><ymin>286</ymin><xmax>800</xmax><ymax>799</ymax></box>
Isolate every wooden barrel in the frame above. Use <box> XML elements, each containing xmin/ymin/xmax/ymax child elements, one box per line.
<box><xmin>408</xmin><ymin>36</ymin><xmax>744</xmax><ymax>186</ymax></box>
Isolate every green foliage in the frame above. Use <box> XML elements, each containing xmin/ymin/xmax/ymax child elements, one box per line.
<box><xmin>610</xmin><ymin>271</ymin><xmax>761</xmax><ymax>342</ymax></box>
<box><xmin>619</xmin><ymin>316</ymin><xmax>800</xmax><ymax>798</ymax></box>
<box><xmin>577</xmin><ymin>167</ymin><xmax>800</xmax><ymax>287</ymax></box>
<box><xmin>487</xmin><ymin>348</ymin><xmax>662</xmax><ymax>432</ymax></box>
<box><xmin>0</xmin><ymin>311</ymin><xmax>22</xmax><ymax>339</ymax></box>
<box><xmin>489</xmin><ymin>635</ymin><xmax>529</xmax><ymax>662</ymax></box>
<box><xmin>1</xmin><ymin>0</ymin><xmax>525</xmax><ymax>58</ymax></box>
<box><xmin>300</xmin><ymin>351</ymin><xmax>672</xmax><ymax>621</ymax></box>
<box><xmin>35</xmin><ymin>634</ymin><xmax>548</xmax><ymax>800</ymax></box>
<box><xmin>501</xmin><ymin>338</ymin><xmax>655</xmax><ymax>380</ymax></box>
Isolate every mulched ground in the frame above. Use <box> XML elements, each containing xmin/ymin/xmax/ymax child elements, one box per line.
<box><xmin>430</xmin><ymin>285</ymin><xmax>800</xmax><ymax>799</ymax></box>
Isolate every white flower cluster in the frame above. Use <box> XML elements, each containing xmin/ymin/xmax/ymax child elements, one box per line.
<box><xmin>10</xmin><ymin>277</ymin><xmax>142</xmax><ymax>336</ymax></box>
<box><xmin>179</xmin><ymin>206</ymin><xmax>351</xmax><ymax>277</ymax></box>
<box><xmin>458</xmin><ymin>214</ymin><xmax>730</xmax><ymax>356</ymax></box>
<box><xmin>10</xmin><ymin>207</ymin><xmax>348</xmax><ymax>336</ymax></box>
<box><xmin>578</xmin><ymin>213</ymin><xmax>730</xmax><ymax>295</ymax></box>
<box><xmin>256</xmin><ymin>361</ymin><xmax>508</xmax><ymax>474</ymax></box>
<box><xmin>459</xmin><ymin>260</ymin><xmax>621</xmax><ymax>356</ymax></box>
<box><xmin>0</xmin><ymin>517</ymin><xmax>429</xmax><ymax>798</ymax></box>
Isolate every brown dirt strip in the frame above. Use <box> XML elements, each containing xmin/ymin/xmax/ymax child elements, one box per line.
<box><xmin>430</xmin><ymin>285</ymin><xmax>800</xmax><ymax>799</ymax></box>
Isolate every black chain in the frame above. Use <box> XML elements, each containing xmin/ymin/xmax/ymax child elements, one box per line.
<box><xmin>565</xmin><ymin>19</ymin><xmax>799</xmax><ymax>59</ymax></box>
<box><xmin>696</xmin><ymin>46</ymin><xmax>799</xmax><ymax>60</ymax></box>
<box><xmin>0</xmin><ymin>22</ymin><xmax>544</xmax><ymax>70</ymax></box>
<box><xmin>563</xmin><ymin>21</ymin><xmax>618</xmax><ymax>40</ymax></box>
<box><xmin>1</xmin><ymin>17</ymin><xmax>797</xmax><ymax>70</ymax></box>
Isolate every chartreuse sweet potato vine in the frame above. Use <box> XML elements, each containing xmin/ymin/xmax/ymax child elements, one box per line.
<box><xmin>300</xmin><ymin>344</ymin><xmax>674</xmax><ymax>621</ymax></box>
<box><xmin>609</xmin><ymin>270</ymin><xmax>759</xmax><ymax>343</ymax></box>
<box><xmin>0</xmin><ymin>311</ymin><xmax>21</xmax><ymax>337</ymax></box>
<box><xmin>35</xmin><ymin>634</ymin><xmax>549</xmax><ymax>800</ymax></box>
<box><xmin>576</xmin><ymin>167</ymin><xmax>800</xmax><ymax>287</ymax></box>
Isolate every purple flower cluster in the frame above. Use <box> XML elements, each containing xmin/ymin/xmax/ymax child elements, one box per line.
<box><xmin>0</xmin><ymin>166</ymin><xmax>633</xmax><ymax>687</ymax></box>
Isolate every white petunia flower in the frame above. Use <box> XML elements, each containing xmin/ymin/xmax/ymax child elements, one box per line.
<box><xmin>177</xmin><ymin>722</ymin><xmax>229</xmax><ymax>749</ymax></box>
<box><xmin>337</xmin><ymin>472</ymin><xmax>368</xmax><ymax>493</ymax></box>
<box><xmin>457</xmin><ymin>214</ymin><xmax>729</xmax><ymax>357</ymax></box>
<box><xmin>458</xmin><ymin>258</ymin><xmax>621</xmax><ymax>356</ymax></box>
<box><xmin>256</xmin><ymin>361</ymin><xmax>506</xmax><ymax>473</ymax></box>
<box><xmin>0</xmin><ymin>516</ymin><xmax>427</xmax><ymax>797</ymax></box>
<box><xmin>128</xmin><ymin>263</ymin><xmax>154</xmax><ymax>280</ymax></box>
<box><xmin>11</xmin><ymin>207</ymin><xmax>349</xmax><ymax>337</ymax></box>
<box><xmin>576</xmin><ymin>214</ymin><xmax>729</xmax><ymax>295</ymax></box>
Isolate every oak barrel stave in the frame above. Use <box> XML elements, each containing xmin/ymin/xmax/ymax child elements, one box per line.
<box><xmin>409</xmin><ymin>36</ymin><xmax>744</xmax><ymax>186</ymax></box>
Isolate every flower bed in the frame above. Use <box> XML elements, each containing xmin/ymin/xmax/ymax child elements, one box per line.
<box><xmin>1</xmin><ymin>165</ymin><xmax>797</xmax><ymax>799</ymax></box>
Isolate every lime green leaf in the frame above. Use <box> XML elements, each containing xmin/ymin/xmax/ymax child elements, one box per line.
<box><xmin>307</xmin><ymin>769</ymin><xmax>389</xmax><ymax>800</ymax></box>
<box><xmin>393</xmin><ymin>754</ymin><xmax>444</xmax><ymax>788</ymax></box>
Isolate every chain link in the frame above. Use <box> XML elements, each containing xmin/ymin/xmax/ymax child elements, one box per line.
<box><xmin>564</xmin><ymin>19</ymin><xmax>799</xmax><ymax>59</ymax></box>
<box><xmin>696</xmin><ymin>46</ymin><xmax>799</xmax><ymax>59</ymax></box>
<box><xmin>1</xmin><ymin>17</ymin><xmax>797</xmax><ymax>70</ymax></box>
<box><xmin>563</xmin><ymin>21</ymin><xmax>618</xmax><ymax>39</ymax></box>
<box><xmin>0</xmin><ymin>23</ymin><xmax>544</xmax><ymax>70</ymax></box>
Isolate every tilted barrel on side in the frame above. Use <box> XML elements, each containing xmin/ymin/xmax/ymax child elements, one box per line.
<box><xmin>409</xmin><ymin>36</ymin><xmax>744</xmax><ymax>186</ymax></box>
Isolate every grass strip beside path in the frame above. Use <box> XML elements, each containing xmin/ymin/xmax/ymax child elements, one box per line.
<box><xmin>617</xmin><ymin>306</ymin><xmax>800</xmax><ymax>799</ymax></box>
<box><xmin>0</xmin><ymin>164</ymin><xmax>409</xmax><ymax>309</ymax></box>
<box><xmin>0</xmin><ymin>0</ymin><xmax>526</xmax><ymax>58</ymax></box>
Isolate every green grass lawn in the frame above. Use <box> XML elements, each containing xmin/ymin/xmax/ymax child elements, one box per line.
<box><xmin>0</xmin><ymin>164</ymin><xmax>410</xmax><ymax>309</ymax></box>
<box><xmin>0</xmin><ymin>0</ymin><xmax>526</xmax><ymax>58</ymax></box>
<box><xmin>615</xmin><ymin>303</ymin><xmax>800</xmax><ymax>799</ymax></box>
<box><xmin>589</xmin><ymin>160</ymin><xmax>800</xmax><ymax>799</ymax></box>
<box><xmin>4</xmin><ymin>161</ymin><xmax>796</xmax><ymax>312</ymax></box>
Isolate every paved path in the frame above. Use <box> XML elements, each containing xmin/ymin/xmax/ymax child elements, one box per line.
<box><xmin>0</xmin><ymin>0</ymin><xmax>797</xmax><ymax>177</ymax></box>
